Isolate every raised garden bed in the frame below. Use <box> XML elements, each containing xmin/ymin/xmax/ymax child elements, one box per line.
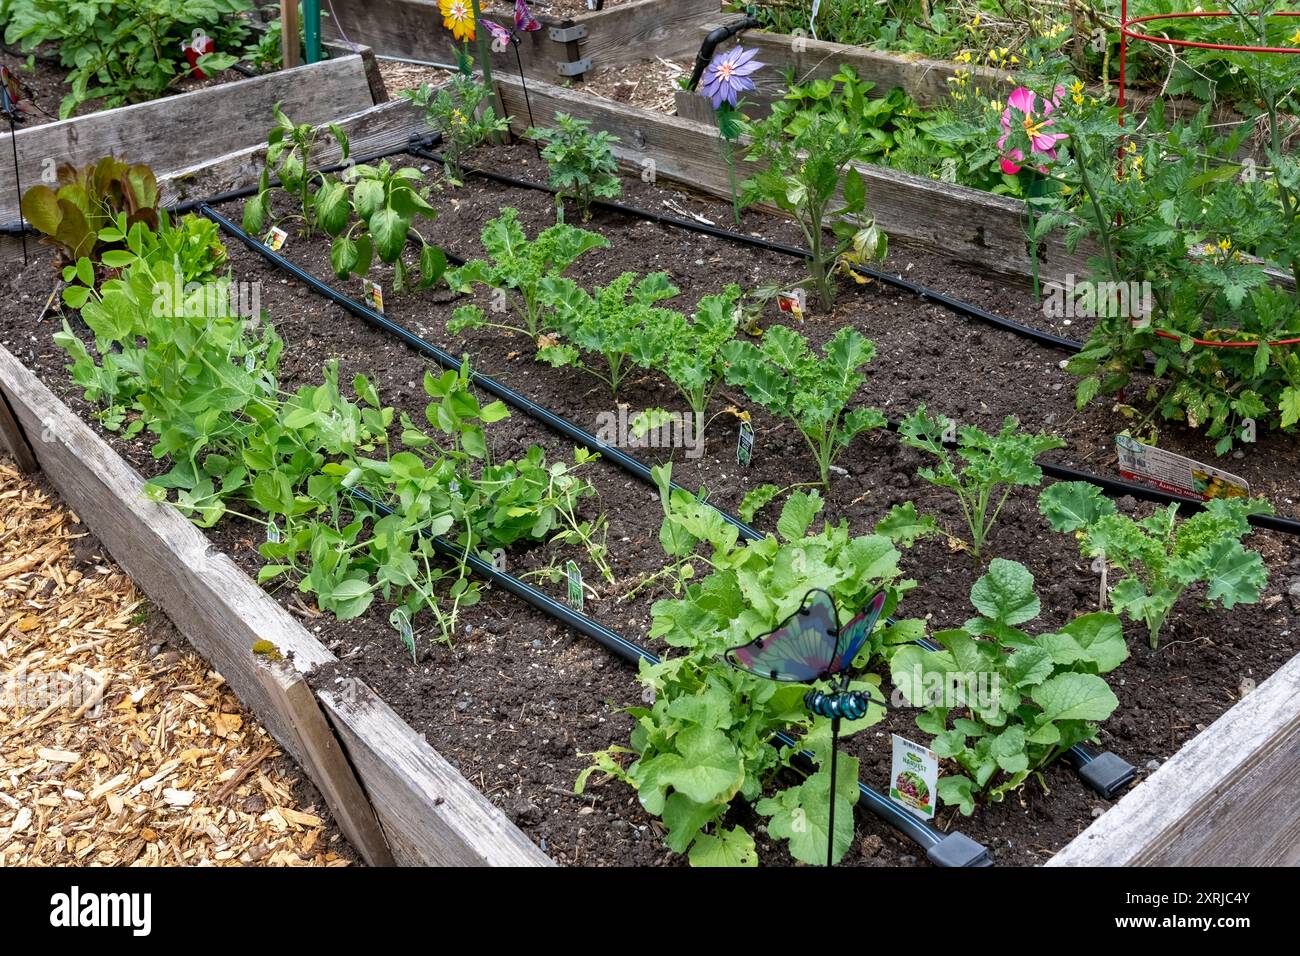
<box><xmin>322</xmin><ymin>0</ymin><xmax>717</xmax><ymax>81</ymax></box>
<box><xmin>4</xmin><ymin>76</ymin><xmax>1300</xmax><ymax>862</ymax></box>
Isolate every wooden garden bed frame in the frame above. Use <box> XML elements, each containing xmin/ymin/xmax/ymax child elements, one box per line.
<box><xmin>0</xmin><ymin>41</ymin><xmax>386</xmax><ymax>257</ymax></box>
<box><xmin>2</xmin><ymin>74</ymin><xmax>1297</xmax><ymax>865</ymax></box>
<box><xmin>321</xmin><ymin>0</ymin><xmax>718</xmax><ymax>81</ymax></box>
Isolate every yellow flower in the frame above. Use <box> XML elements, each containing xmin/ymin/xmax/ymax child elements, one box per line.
<box><xmin>1290</xmin><ymin>28</ymin><xmax>1300</xmax><ymax>44</ymax></box>
<box><xmin>1218</xmin><ymin>237</ymin><xmax>1232</xmax><ymax>252</ymax></box>
<box><xmin>440</xmin><ymin>0</ymin><xmax>476</xmax><ymax>43</ymax></box>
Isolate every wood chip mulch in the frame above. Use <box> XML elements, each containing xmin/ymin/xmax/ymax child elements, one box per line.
<box><xmin>0</xmin><ymin>460</ymin><xmax>353</xmax><ymax>866</ymax></box>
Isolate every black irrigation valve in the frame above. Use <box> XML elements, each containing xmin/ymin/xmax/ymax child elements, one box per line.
<box><xmin>928</xmin><ymin>831</ymin><xmax>993</xmax><ymax>868</ymax></box>
<box><xmin>1068</xmin><ymin>746</ymin><xmax>1139</xmax><ymax>800</ymax></box>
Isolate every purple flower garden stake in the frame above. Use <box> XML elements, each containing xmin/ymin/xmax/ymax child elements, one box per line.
<box><xmin>697</xmin><ymin>46</ymin><xmax>763</xmax><ymax>223</ymax></box>
<box><xmin>699</xmin><ymin>45</ymin><xmax>764</xmax><ymax>109</ymax></box>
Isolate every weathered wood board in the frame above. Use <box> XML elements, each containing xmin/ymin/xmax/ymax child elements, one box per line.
<box><xmin>0</xmin><ymin>54</ymin><xmax>380</xmax><ymax>224</ymax></box>
<box><xmin>0</xmin><ymin>343</ymin><xmax>551</xmax><ymax>867</ymax></box>
<box><xmin>495</xmin><ymin>75</ymin><xmax>1094</xmax><ymax>282</ymax></box>
<box><xmin>322</xmin><ymin>0</ymin><xmax>716</xmax><ymax>79</ymax></box>
<box><xmin>1051</xmin><ymin>649</ymin><xmax>1300</xmax><ymax>866</ymax></box>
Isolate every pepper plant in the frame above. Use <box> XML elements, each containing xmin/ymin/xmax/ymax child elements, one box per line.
<box><xmin>1039</xmin><ymin>481</ymin><xmax>1273</xmax><ymax>649</ymax></box>
<box><xmin>890</xmin><ymin>559</ymin><xmax>1125</xmax><ymax>815</ymax></box>
<box><xmin>897</xmin><ymin>406</ymin><xmax>1065</xmax><ymax>559</ymax></box>
<box><xmin>740</xmin><ymin>65</ymin><xmax>888</xmax><ymax>310</ymax></box>
<box><xmin>446</xmin><ymin>207</ymin><xmax>610</xmax><ymax>343</ymax></box>
<box><xmin>580</xmin><ymin>468</ymin><xmax>920</xmax><ymax>866</ymax></box>
<box><xmin>722</xmin><ymin>325</ymin><xmax>885</xmax><ymax>487</ymax></box>
<box><xmin>243</xmin><ymin>102</ymin><xmax>350</xmax><ymax>240</ymax></box>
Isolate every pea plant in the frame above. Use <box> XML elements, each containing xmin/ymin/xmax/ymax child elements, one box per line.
<box><xmin>740</xmin><ymin>66</ymin><xmax>888</xmax><ymax>310</ymax></box>
<box><xmin>1039</xmin><ymin>482</ymin><xmax>1273</xmax><ymax>649</ymax></box>
<box><xmin>529</xmin><ymin>112</ymin><xmax>623</xmax><ymax>223</ymax></box>
<box><xmin>55</xmin><ymin>226</ymin><xmax>605</xmax><ymax>650</ymax></box>
<box><xmin>402</xmin><ymin>69</ymin><xmax>510</xmax><ymax>185</ymax></box>
<box><xmin>897</xmin><ymin>406</ymin><xmax>1065</xmax><ymax>559</ymax></box>
<box><xmin>580</xmin><ymin>468</ymin><xmax>920</xmax><ymax>866</ymax></box>
<box><xmin>446</xmin><ymin>208</ymin><xmax>610</xmax><ymax>342</ymax></box>
<box><xmin>536</xmin><ymin>271</ymin><xmax>680</xmax><ymax>394</ymax></box>
<box><xmin>890</xmin><ymin>559</ymin><xmax>1126</xmax><ymax>815</ymax></box>
<box><xmin>722</xmin><ymin>325</ymin><xmax>885</xmax><ymax>488</ymax></box>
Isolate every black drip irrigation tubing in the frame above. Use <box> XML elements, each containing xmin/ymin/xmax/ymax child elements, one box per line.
<box><xmin>350</xmin><ymin>490</ymin><xmax>990</xmax><ymax>867</ymax></box>
<box><xmin>202</xmin><ymin>202</ymin><xmax>1138</xmax><ymax>801</ymax></box>
<box><xmin>407</xmin><ymin>146</ymin><xmax>1300</xmax><ymax>538</ymax></box>
<box><xmin>205</xmin><ymin>199</ymin><xmax>989</xmax><ymax>862</ymax></box>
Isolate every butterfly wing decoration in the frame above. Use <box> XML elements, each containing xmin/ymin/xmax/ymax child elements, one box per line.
<box><xmin>484</xmin><ymin>19</ymin><xmax>514</xmax><ymax>46</ymax></box>
<box><xmin>0</xmin><ymin>67</ymin><xmax>29</xmax><ymax>123</ymax></box>
<box><xmin>830</xmin><ymin>590</ymin><xmax>886</xmax><ymax>672</ymax></box>
<box><xmin>514</xmin><ymin>0</ymin><xmax>542</xmax><ymax>33</ymax></box>
<box><xmin>726</xmin><ymin>589</ymin><xmax>841</xmax><ymax>682</ymax></box>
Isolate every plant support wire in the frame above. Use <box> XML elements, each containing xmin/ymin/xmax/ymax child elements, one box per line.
<box><xmin>201</xmin><ymin>202</ymin><xmax>1138</xmax><ymax>799</ymax></box>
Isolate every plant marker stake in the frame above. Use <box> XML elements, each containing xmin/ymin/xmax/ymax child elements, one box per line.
<box><xmin>1</xmin><ymin>81</ymin><xmax>26</xmax><ymax>266</ymax></box>
<box><xmin>827</xmin><ymin>713</ymin><xmax>839</xmax><ymax>867</ymax></box>
<box><xmin>513</xmin><ymin>42</ymin><xmax>543</xmax><ymax>162</ymax></box>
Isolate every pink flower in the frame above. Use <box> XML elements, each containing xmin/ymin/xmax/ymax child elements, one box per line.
<box><xmin>998</xmin><ymin>86</ymin><xmax>1066</xmax><ymax>175</ymax></box>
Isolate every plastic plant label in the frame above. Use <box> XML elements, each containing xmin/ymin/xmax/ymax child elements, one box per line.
<box><xmin>363</xmin><ymin>278</ymin><xmax>385</xmax><ymax>314</ymax></box>
<box><xmin>737</xmin><ymin>419</ymin><xmax>755</xmax><ymax>467</ymax></box>
<box><xmin>389</xmin><ymin>608</ymin><xmax>416</xmax><ymax>661</ymax></box>
<box><xmin>1115</xmin><ymin>434</ymin><xmax>1250</xmax><ymax>501</ymax></box>
<box><xmin>566</xmin><ymin>560</ymin><xmax>583</xmax><ymax>612</ymax></box>
<box><xmin>265</xmin><ymin>227</ymin><xmax>288</xmax><ymax>251</ymax></box>
<box><xmin>889</xmin><ymin>734</ymin><xmax>938</xmax><ymax>820</ymax></box>
<box><xmin>776</xmin><ymin>289</ymin><xmax>805</xmax><ymax>320</ymax></box>
<box><xmin>266</xmin><ymin>519</ymin><xmax>281</xmax><ymax>544</ymax></box>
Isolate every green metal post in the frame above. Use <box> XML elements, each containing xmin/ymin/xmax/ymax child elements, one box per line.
<box><xmin>304</xmin><ymin>0</ymin><xmax>322</xmax><ymax>64</ymax></box>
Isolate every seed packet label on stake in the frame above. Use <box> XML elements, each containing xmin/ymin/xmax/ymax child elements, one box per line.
<box><xmin>737</xmin><ymin>420</ymin><xmax>755</xmax><ymax>467</ymax></box>
<box><xmin>264</xmin><ymin>227</ymin><xmax>288</xmax><ymax>251</ymax></box>
<box><xmin>889</xmin><ymin>734</ymin><xmax>938</xmax><ymax>820</ymax></box>
<box><xmin>566</xmin><ymin>560</ymin><xmax>583</xmax><ymax>612</ymax></box>
<box><xmin>1115</xmin><ymin>434</ymin><xmax>1250</xmax><ymax>501</ymax></box>
<box><xmin>776</xmin><ymin>289</ymin><xmax>805</xmax><ymax>320</ymax></box>
<box><xmin>266</xmin><ymin>519</ymin><xmax>281</xmax><ymax>544</ymax></box>
<box><xmin>363</xmin><ymin>278</ymin><xmax>384</xmax><ymax>314</ymax></box>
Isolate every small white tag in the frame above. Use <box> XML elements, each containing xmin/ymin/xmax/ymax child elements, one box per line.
<box><xmin>736</xmin><ymin>419</ymin><xmax>754</xmax><ymax>467</ymax></box>
<box><xmin>1115</xmin><ymin>434</ymin><xmax>1250</xmax><ymax>501</ymax></box>
<box><xmin>889</xmin><ymin>734</ymin><xmax>938</xmax><ymax>819</ymax></box>
<box><xmin>566</xmin><ymin>560</ymin><xmax>583</xmax><ymax>612</ymax></box>
<box><xmin>266</xmin><ymin>519</ymin><xmax>281</xmax><ymax>544</ymax></box>
<box><xmin>265</xmin><ymin>226</ymin><xmax>288</xmax><ymax>251</ymax></box>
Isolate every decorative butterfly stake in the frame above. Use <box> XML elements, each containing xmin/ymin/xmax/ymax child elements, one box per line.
<box><xmin>727</xmin><ymin>588</ymin><xmax>887</xmax><ymax>866</ymax></box>
<box><xmin>483</xmin><ymin>0</ymin><xmax>542</xmax><ymax>146</ymax></box>
<box><xmin>1</xmin><ymin>67</ymin><xmax>30</xmax><ymax>265</ymax></box>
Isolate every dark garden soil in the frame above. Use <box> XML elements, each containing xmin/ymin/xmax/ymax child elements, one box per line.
<box><xmin>3</xmin><ymin>143</ymin><xmax>1299</xmax><ymax>867</ymax></box>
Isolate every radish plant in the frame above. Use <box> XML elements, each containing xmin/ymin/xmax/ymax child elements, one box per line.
<box><xmin>1039</xmin><ymin>481</ymin><xmax>1273</xmax><ymax>649</ymax></box>
<box><xmin>581</xmin><ymin>468</ymin><xmax>920</xmax><ymax>865</ymax></box>
<box><xmin>890</xmin><ymin>559</ymin><xmax>1126</xmax><ymax>815</ymax></box>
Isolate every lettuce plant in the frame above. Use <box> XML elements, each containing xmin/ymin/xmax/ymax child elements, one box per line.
<box><xmin>722</xmin><ymin>325</ymin><xmax>885</xmax><ymax>487</ymax></box>
<box><xmin>897</xmin><ymin>406</ymin><xmax>1065</xmax><ymax>559</ymax></box>
<box><xmin>21</xmin><ymin>157</ymin><xmax>160</xmax><ymax>265</ymax></box>
<box><xmin>537</xmin><ymin>271</ymin><xmax>679</xmax><ymax>394</ymax></box>
<box><xmin>1039</xmin><ymin>482</ymin><xmax>1273</xmax><ymax>648</ymax></box>
<box><xmin>581</xmin><ymin>469</ymin><xmax>920</xmax><ymax>866</ymax></box>
<box><xmin>446</xmin><ymin>207</ymin><xmax>610</xmax><ymax>342</ymax></box>
<box><xmin>890</xmin><ymin>559</ymin><xmax>1126</xmax><ymax>814</ymax></box>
